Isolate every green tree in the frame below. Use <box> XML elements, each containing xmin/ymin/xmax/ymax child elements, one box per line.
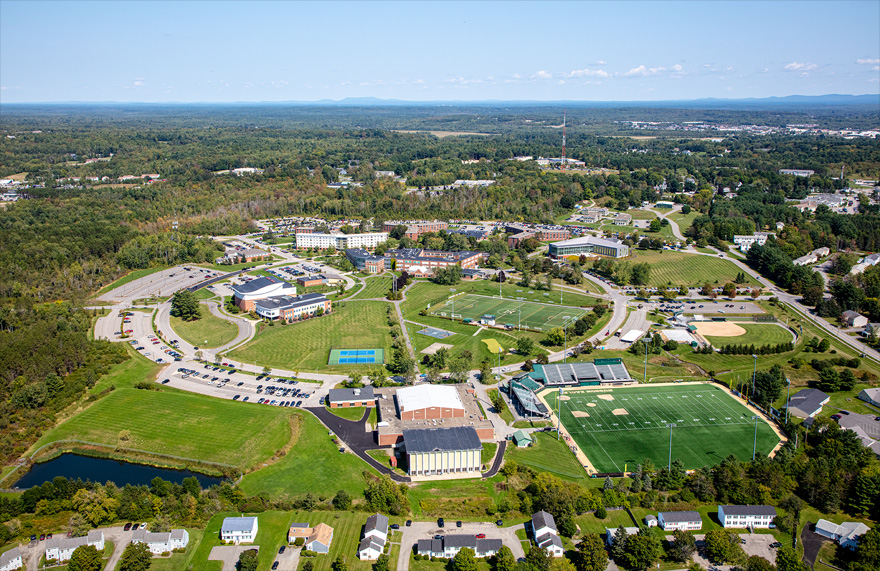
<box><xmin>703</xmin><ymin>529</ymin><xmax>743</xmax><ymax>565</ymax></box>
<box><xmin>332</xmin><ymin>555</ymin><xmax>348</xmax><ymax>571</ymax></box>
<box><xmin>479</xmin><ymin>360</ymin><xmax>493</xmax><ymax>383</ymax></box>
<box><xmin>670</xmin><ymin>529</ymin><xmax>696</xmax><ymax>562</ymax></box>
<box><xmin>621</xmin><ymin>533</ymin><xmax>662</xmax><ymax>570</ymax></box>
<box><xmin>545</xmin><ymin>327</ymin><xmax>565</xmax><ymax>346</ymax></box>
<box><xmin>775</xmin><ymin>545</ymin><xmax>808</xmax><ymax>571</ymax></box>
<box><xmin>649</xmin><ymin>218</ymin><xmax>662</xmax><ymax>232</ymax></box>
<box><xmin>332</xmin><ymin>489</ymin><xmax>352</xmax><ymax>511</ymax></box>
<box><xmin>631</xmin><ymin>263</ymin><xmax>651</xmax><ymax>286</ymax></box>
<box><xmin>574</xmin><ymin>533</ymin><xmax>608</xmax><ymax>571</ymax></box>
<box><xmin>453</xmin><ymin>548</ymin><xmax>478</xmax><ymax>571</ymax></box>
<box><xmin>722</xmin><ymin>282</ymin><xmax>737</xmax><ymax>298</ymax></box>
<box><xmin>170</xmin><ymin>290</ymin><xmax>200</xmax><ymax>321</ymax></box>
<box><xmin>525</xmin><ymin>545</ymin><xmax>551</xmax><ymax>571</ymax></box>
<box><xmin>373</xmin><ymin>554</ymin><xmax>390</xmax><ymax>571</ymax></box>
<box><xmin>119</xmin><ymin>541</ymin><xmax>152</xmax><ymax>571</ymax></box>
<box><xmin>517</xmin><ymin>336</ymin><xmax>535</xmax><ymax>357</ymax></box>
<box><xmin>67</xmin><ymin>545</ymin><xmax>103</xmax><ymax>571</ymax></box>
<box><xmin>237</xmin><ymin>549</ymin><xmax>259</xmax><ymax>571</ymax></box>
<box><xmin>609</xmin><ymin>526</ymin><xmax>628</xmax><ymax>562</ymax></box>
<box><xmin>850</xmin><ymin>527</ymin><xmax>880</xmax><ymax>571</ymax></box>
<box><xmin>744</xmin><ymin>555</ymin><xmax>775</xmax><ymax>571</ymax></box>
<box><xmin>494</xmin><ymin>545</ymin><xmax>516</xmax><ymax>571</ymax></box>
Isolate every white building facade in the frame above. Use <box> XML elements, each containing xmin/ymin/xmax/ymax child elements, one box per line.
<box><xmin>45</xmin><ymin>531</ymin><xmax>105</xmax><ymax>562</ymax></box>
<box><xmin>130</xmin><ymin>529</ymin><xmax>190</xmax><ymax>554</ymax></box>
<box><xmin>221</xmin><ymin>517</ymin><xmax>259</xmax><ymax>543</ymax></box>
<box><xmin>718</xmin><ymin>505</ymin><xmax>777</xmax><ymax>528</ymax></box>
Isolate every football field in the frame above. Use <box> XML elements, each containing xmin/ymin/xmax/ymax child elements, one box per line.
<box><xmin>430</xmin><ymin>294</ymin><xmax>589</xmax><ymax>331</ymax></box>
<box><xmin>543</xmin><ymin>384</ymin><xmax>780</xmax><ymax>474</ymax></box>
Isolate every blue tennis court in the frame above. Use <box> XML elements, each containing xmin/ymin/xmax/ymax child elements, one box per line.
<box><xmin>339</xmin><ymin>350</ymin><xmax>377</xmax><ymax>356</ymax></box>
<box><xmin>328</xmin><ymin>348</ymin><xmax>385</xmax><ymax>365</ymax></box>
<box><xmin>338</xmin><ymin>356</ymin><xmax>377</xmax><ymax>363</ymax></box>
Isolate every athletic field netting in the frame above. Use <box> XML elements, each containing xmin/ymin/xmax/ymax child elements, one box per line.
<box><xmin>543</xmin><ymin>384</ymin><xmax>780</xmax><ymax>474</ymax></box>
<box><xmin>327</xmin><ymin>348</ymin><xmax>385</xmax><ymax>365</ymax></box>
<box><xmin>430</xmin><ymin>294</ymin><xmax>589</xmax><ymax>331</ymax></box>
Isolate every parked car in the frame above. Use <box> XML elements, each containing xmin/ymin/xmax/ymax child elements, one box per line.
<box><xmin>438</xmin><ymin>518</ymin><xmax>444</xmax><ymax>527</ymax></box>
<box><xmin>390</xmin><ymin>524</ymin><xmax>400</xmax><ymax>530</ymax></box>
<box><xmin>405</xmin><ymin>520</ymin><xmax>412</xmax><ymax>527</ymax></box>
<box><xmin>456</xmin><ymin>521</ymin><xmax>462</xmax><ymax>528</ymax></box>
<box><xmin>272</xmin><ymin>562</ymin><xmax>279</xmax><ymax>570</ymax></box>
<box><xmin>124</xmin><ymin>523</ymin><xmax>133</xmax><ymax>531</ymax></box>
<box><xmin>279</xmin><ymin>546</ymin><xmax>286</xmax><ymax>554</ymax></box>
<box><xmin>476</xmin><ymin>533</ymin><xmax>486</xmax><ymax>539</ymax></box>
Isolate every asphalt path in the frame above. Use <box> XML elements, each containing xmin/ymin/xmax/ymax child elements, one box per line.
<box><xmin>800</xmin><ymin>523</ymin><xmax>830</xmax><ymax>569</ymax></box>
<box><xmin>482</xmin><ymin>441</ymin><xmax>507</xmax><ymax>478</ymax></box>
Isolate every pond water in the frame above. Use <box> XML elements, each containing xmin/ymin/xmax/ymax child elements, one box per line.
<box><xmin>14</xmin><ymin>453</ymin><xmax>225</xmax><ymax>489</ymax></box>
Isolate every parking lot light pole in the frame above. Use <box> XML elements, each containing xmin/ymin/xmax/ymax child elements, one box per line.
<box><xmin>450</xmin><ymin>288</ymin><xmax>456</xmax><ymax>322</ymax></box>
<box><xmin>643</xmin><ymin>337</ymin><xmax>651</xmax><ymax>382</ymax></box>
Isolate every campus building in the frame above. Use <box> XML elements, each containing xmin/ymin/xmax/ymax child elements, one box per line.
<box><xmin>130</xmin><ymin>529</ymin><xmax>190</xmax><ymax>554</ymax></box>
<box><xmin>717</xmin><ymin>505</ymin><xmax>777</xmax><ymax>529</ymax></box>
<box><xmin>345</xmin><ymin>248</ymin><xmax>481</xmax><ymax>276</ymax></box>
<box><xmin>383</xmin><ymin>220</ymin><xmax>448</xmax><ymax>240</ymax></box>
<box><xmin>296</xmin><ymin>231</ymin><xmax>388</xmax><ymax>251</ymax></box>
<box><xmin>505</xmin><ymin>224</ymin><xmax>570</xmax><ymax>248</ymax></box>
<box><xmin>231</xmin><ymin>276</ymin><xmax>297</xmax><ymax>311</ymax></box>
<box><xmin>785</xmin><ymin>389</ymin><xmax>830</xmax><ymax>419</ymax></box>
<box><xmin>404</xmin><ymin>426</ymin><xmax>483</xmax><ymax>477</ymax></box>
<box><xmin>374</xmin><ymin>384</ymin><xmax>495</xmax><ymax>448</ymax></box>
<box><xmin>253</xmin><ymin>292</ymin><xmax>331</xmax><ymax>322</ymax></box>
<box><xmin>733</xmin><ymin>232</ymin><xmax>775</xmax><ymax>252</ymax></box>
<box><xmin>222</xmin><ymin>247</ymin><xmax>267</xmax><ymax>263</ymax></box>
<box><xmin>548</xmin><ymin>236</ymin><xmax>630</xmax><ymax>259</ymax></box>
<box><xmin>527</xmin><ymin>360</ymin><xmax>635</xmax><ymax>388</ymax></box>
<box><xmin>327</xmin><ymin>387</ymin><xmax>376</xmax><ymax>408</ymax></box>
<box><xmin>45</xmin><ymin>531</ymin><xmax>105</xmax><ymax>562</ymax></box>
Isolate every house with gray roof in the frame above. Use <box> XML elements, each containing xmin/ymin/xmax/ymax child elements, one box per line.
<box><xmin>416</xmin><ymin>535</ymin><xmax>503</xmax><ymax>558</ymax></box>
<box><xmin>327</xmin><ymin>386</ymin><xmax>376</xmax><ymax>408</ymax></box>
<box><xmin>46</xmin><ymin>530</ymin><xmax>105</xmax><ymax>562</ymax></box>
<box><xmin>221</xmin><ymin>516</ymin><xmax>258</xmax><ymax>543</ymax></box>
<box><xmin>859</xmin><ymin>387</ymin><xmax>880</xmax><ymax>407</ymax></box>
<box><xmin>131</xmin><ymin>528</ymin><xmax>190</xmax><ymax>554</ymax></box>
<box><xmin>658</xmin><ymin>511</ymin><xmax>702</xmax><ymax>531</ymax></box>
<box><xmin>785</xmin><ymin>388</ymin><xmax>830</xmax><ymax>418</ymax></box>
<box><xmin>0</xmin><ymin>547</ymin><xmax>22</xmax><ymax>571</ymax></box>
<box><xmin>530</xmin><ymin>510</ymin><xmax>564</xmax><ymax>557</ymax></box>
<box><xmin>359</xmin><ymin>513</ymin><xmax>389</xmax><ymax>560</ymax></box>
<box><xmin>815</xmin><ymin>520</ymin><xmax>870</xmax><ymax>549</ymax></box>
<box><xmin>718</xmin><ymin>505</ymin><xmax>777</xmax><ymax>529</ymax></box>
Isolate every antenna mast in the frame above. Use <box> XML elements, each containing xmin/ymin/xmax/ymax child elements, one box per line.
<box><xmin>561</xmin><ymin>109</ymin><xmax>566</xmax><ymax>172</ymax></box>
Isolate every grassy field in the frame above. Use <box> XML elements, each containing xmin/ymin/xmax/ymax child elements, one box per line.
<box><xmin>34</xmin><ymin>389</ymin><xmax>291</xmax><ymax>469</ymax></box>
<box><xmin>629</xmin><ymin>250</ymin><xmax>759</xmax><ymax>287</ymax></box>
<box><xmin>325</xmin><ymin>405</ymin><xmax>370</xmax><ymax>422</ymax></box>
<box><xmin>239</xmin><ymin>411</ymin><xmax>373</xmax><ymax>499</ymax></box>
<box><xmin>544</xmin><ymin>384</ymin><xmax>780</xmax><ymax>474</ymax></box>
<box><xmin>702</xmin><ymin>322</ymin><xmax>793</xmax><ymax>348</ymax></box>
<box><xmin>486</xmin><ymin>389</ymin><xmax>514</xmax><ymax>424</ymax></box>
<box><xmin>229</xmin><ymin>302</ymin><xmax>393</xmax><ymax>373</ymax></box>
<box><xmin>351</xmin><ymin>275</ymin><xmax>394</xmax><ymax>299</ymax></box>
<box><xmin>94</xmin><ymin>266</ymin><xmax>171</xmax><ymax>296</ymax></box>
<box><xmin>668</xmin><ymin>210</ymin><xmax>699</xmax><ymax>234</ymax></box>
<box><xmin>170</xmin><ymin>305</ymin><xmax>239</xmax><ymax>349</ymax></box>
<box><xmin>136</xmin><ymin>528</ymin><xmax>205</xmax><ymax>571</ymax></box>
<box><xmin>505</xmin><ymin>431</ymin><xmax>588</xmax><ymax>482</ymax></box>
<box><xmin>574</xmin><ymin>508</ymin><xmax>637</xmax><ymax>534</ymax></box>
<box><xmin>431</xmin><ymin>294</ymin><xmax>590</xmax><ymax>332</ymax></box>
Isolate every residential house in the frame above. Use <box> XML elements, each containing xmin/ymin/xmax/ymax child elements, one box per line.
<box><xmin>613</xmin><ymin>213</ymin><xmax>632</xmax><ymax>226</ymax></box>
<box><xmin>717</xmin><ymin>505</ymin><xmax>777</xmax><ymax>529</ymax></box>
<box><xmin>605</xmin><ymin>527</ymin><xmax>640</xmax><ymax>547</ymax></box>
<box><xmin>815</xmin><ymin>520</ymin><xmax>870</xmax><ymax>550</ymax></box>
<box><xmin>288</xmin><ymin>523</ymin><xmax>312</xmax><ymax>543</ymax></box>
<box><xmin>644</xmin><ymin>515</ymin><xmax>658</xmax><ymax>528</ymax></box>
<box><xmin>0</xmin><ymin>548</ymin><xmax>22</xmax><ymax>571</ymax></box>
<box><xmin>858</xmin><ymin>387</ymin><xmax>880</xmax><ymax>407</ymax></box>
<box><xmin>304</xmin><ymin>523</ymin><xmax>334</xmax><ymax>554</ymax></box>
<box><xmin>220</xmin><ymin>517</ymin><xmax>258</xmax><ymax>543</ymax></box>
<box><xmin>863</xmin><ymin>323</ymin><xmax>880</xmax><ymax>338</ymax></box>
<box><xmin>45</xmin><ymin>531</ymin><xmax>105</xmax><ymax>562</ymax></box>
<box><xmin>358</xmin><ymin>513</ymin><xmax>388</xmax><ymax>560</ymax></box>
<box><xmin>785</xmin><ymin>389</ymin><xmax>831</xmax><ymax>419</ymax></box>
<box><xmin>657</xmin><ymin>511</ymin><xmax>702</xmax><ymax>531</ymax></box>
<box><xmin>416</xmin><ymin>535</ymin><xmax>504</xmax><ymax>559</ymax></box>
<box><xmin>531</xmin><ymin>510</ymin><xmax>564</xmax><ymax>557</ymax></box>
<box><xmin>130</xmin><ymin>529</ymin><xmax>190</xmax><ymax>554</ymax></box>
<box><xmin>842</xmin><ymin>310</ymin><xmax>869</xmax><ymax>328</ymax></box>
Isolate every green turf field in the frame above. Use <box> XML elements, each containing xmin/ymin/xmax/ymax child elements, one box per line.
<box><xmin>629</xmin><ymin>250</ymin><xmax>760</xmax><ymax>287</ymax></box>
<box><xmin>543</xmin><ymin>384</ymin><xmax>780</xmax><ymax>474</ymax></box>
<box><xmin>430</xmin><ymin>294</ymin><xmax>589</xmax><ymax>331</ymax></box>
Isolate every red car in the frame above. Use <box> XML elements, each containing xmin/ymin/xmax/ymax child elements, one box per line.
<box><xmin>476</xmin><ymin>533</ymin><xmax>486</xmax><ymax>539</ymax></box>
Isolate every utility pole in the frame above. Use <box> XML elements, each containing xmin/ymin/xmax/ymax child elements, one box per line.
<box><xmin>643</xmin><ymin>337</ymin><xmax>651</xmax><ymax>382</ymax></box>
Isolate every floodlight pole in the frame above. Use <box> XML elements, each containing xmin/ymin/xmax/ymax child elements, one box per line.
<box><xmin>752</xmin><ymin>415</ymin><xmax>759</xmax><ymax>461</ymax></box>
<box><xmin>451</xmin><ymin>288</ymin><xmax>456</xmax><ymax>322</ymax></box>
<box><xmin>751</xmin><ymin>354</ymin><xmax>758</xmax><ymax>403</ymax></box>
<box><xmin>643</xmin><ymin>337</ymin><xmax>651</xmax><ymax>382</ymax></box>
<box><xmin>557</xmin><ymin>388</ymin><xmax>564</xmax><ymax>441</ymax></box>
<box><xmin>666</xmin><ymin>423</ymin><xmax>676</xmax><ymax>470</ymax></box>
<box><xmin>785</xmin><ymin>378</ymin><xmax>791</xmax><ymax>424</ymax></box>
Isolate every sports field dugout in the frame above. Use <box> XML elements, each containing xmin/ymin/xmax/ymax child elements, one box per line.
<box><xmin>430</xmin><ymin>293</ymin><xmax>590</xmax><ymax>331</ymax></box>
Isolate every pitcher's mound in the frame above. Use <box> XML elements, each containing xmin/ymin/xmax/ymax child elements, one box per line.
<box><xmin>572</xmin><ymin>411</ymin><xmax>590</xmax><ymax>418</ymax></box>
<box><xmin>586</xmin><ymin>402</ymin><xmax>597</xmax><ymax>407</ymax></box>
<box><xmin>559</xmin><ymin>395</ymin><xmax>571</xmax><ymax>401</ymax></box>
<box><xmin>598</xmin><ymin>394</ymin><xmax>615</xmax><ymax>401</ymax></box>
<box><xmin>612</xmin><ymin>408</ymin><xmax>629</xmax><ymax>416</ymax></box>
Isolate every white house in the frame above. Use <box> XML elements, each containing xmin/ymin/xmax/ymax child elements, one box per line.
<box><xmin>357</xmin><ymin>537</ymin><xmax>384</xmax><ymax>561</ymax></box>
<box><xmin>416</xmin><ymin>536</ymin><xmax>503</xmax><ymax>559</ymax></box>
<box><xmin>815</xmin><ymin>520</ymin><xmax>870</xmax><ymax>550</ymax></box>
<box><xmin>734</xmin><ymin>233</ymin><xmax>775</xmax><ymax>252</ymax></box>
<box><xmin>644</xmin><ymin>515</ymin><xmax>658</xmax><ymax>528</ymax></box>
<box><xmin>0</xmin><ymin>547</ymin><xmax>22</xmax><ymax>571</ymax></box>
<box><xmin>718</xmin><ymin>505</ymin><xmax>777</xmax><ymax>528</ymax></box>
<box><xmin>531</xmin><ymin>511</ymin><xmax>564</xmax><ymax>557</ymax></box>
<box><xmin>45</xmin><ymin>530</ymin><xmax>105</xmax><ymax>562</ymax></box>
<box><xmin>358</xmin><ymin>514</ymin><xmax>388</xmax><ymax>560</ymax></box>
<box><xmin>221</xmin><ymin>517</ymin><xmax>259</xmax><ymax>543</ymax></box>
<box><xmin>657</xmin><ymin>511</ymin><xmax>702</xmax><ymax>531</ymax></box>
<box><xmin>858</xmin><ymin>387</ymin><xmax>880</xmax><ymax>407</ymax></box>
<box><xmin>130</xmin><ymin>529</ymin><xmax>190</xmax><ymax>554</ymax></box>
<box><xmin>304</xmin><ymin>523</ymin><xmax>334</xmax><ymax>554</ymax></box>
<box><xmin>842</xmin><ymin>310</ymin><xmax>869</xmax><ymax>329</ymax></box>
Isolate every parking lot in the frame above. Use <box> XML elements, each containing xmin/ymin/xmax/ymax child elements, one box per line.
<box><xmin>165</xmin><ymin>365</ymin><xmax>316</xmax><ymax>408</ymax></box>
<box><xmin>396</xmin><ymin>521</ymin><xmax>526</xmax><ymax>571</ymax></box>
<box><xmin>674</xmin><ymin>533</ymin><xmax>778</xmax><ymax>568</ymax></box>
<box><xmin>98</xmin><ymin>265</ymin><xmax>222</xmax><ymax>303</ymax></box>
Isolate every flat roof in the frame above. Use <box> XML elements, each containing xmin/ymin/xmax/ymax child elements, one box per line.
<box><xmin>396</xmin><ymin>384</ymin><xmax>464</xmax><ymax>414</ymax></box>
<box><xmin>551</xmin><ymin>235</ymin><xmax>628</xmax><ymax>250</ymax></box>
<box><xmin>328</xmin><ymin>387</ymin><xmax>375</xmax><ymax>403</ymax></box>
<box><xmin>403</xmin><ymin>426</ymin><xmax>482</xmax><ymax>453</ymax></box>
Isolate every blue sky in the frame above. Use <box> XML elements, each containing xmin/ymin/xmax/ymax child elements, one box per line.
<box><xmin>1</xmin><ymin>0</ymin><xmax>878</xmax><ymax>103</ymax></box>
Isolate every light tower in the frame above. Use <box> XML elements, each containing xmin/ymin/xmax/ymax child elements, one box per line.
<box><xmin>561</xmin><ymin>109</ymin><xmax>566</xmax><ymax>172</ymax></box>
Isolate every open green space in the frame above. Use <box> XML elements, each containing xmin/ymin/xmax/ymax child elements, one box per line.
<box><xmin>94</xmin><ymin>266</ymin><xmax>171</xmax><ymax>296</ymax></box>
<box><xmin>229</xmin><ymin>302</ymin><xmax>392</xmax><ymax>373</ymax></box>
<box><xmin>325</xmin><ymin>405</ymin><xmax>371</xmax><ymax>422</ymax></box>
<box><xmin>668</xmin><ymin>210</ymin><xmax>699</xmax><ymax>234</ymax></box>
<box><xmin>505</xmin><ymin>431</ymin><xmax>588</xmax><ymax>482</ymax></box>
<box><xmin>170</xmin><ymin>304</ymin><xmax>239</xmax><ymax>349</ymax></box>
<box><xmin>544</xmin><ymin>384</ymin><xmax>780</xmax><ymax>474</ymax></box>
<box><xmin>701</xmin><ymin>322</ymin><xmax>793</xmax><ymax>348</ymax></box>
<box><xmin>574</xmin><ymin>508</ymin><xmax>637</xmax><ymax>534</ymax></box>
<box><xmin>351</xmin><ymin>275</ymin><xmax>395</xmax><ymax>299</ymax></box>
<box><xmin>239</xmin><ymin>412</ymin><xmax>372</xmax><ymax>498</ymax></box>
<box><xmin>431</xmin><ymin>293</ymin><xmax>590</xmax><ymax>332</ymax></box>
<box><xmin>629</xmin><ymin>250</ymin><xmax>759</xmax><ymax>287</ymax></box>
<box><xmin>35</xmin><ymin>389</ymin><xmax>291</xmax><ymax>469</ymax></box>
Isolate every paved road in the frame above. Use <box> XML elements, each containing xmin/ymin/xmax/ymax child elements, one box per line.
<box><xmin>483</xmin><ymin>441</ymin><xmax>507</xmax><ymax>478</ymax></box>
<box><xmin>604</xmin><ymin>309</ymin><xmax>647</xmax><ymax>350</ymax></box>
<box><xmin>396</xmin><ymin>521</ymin><xmax>525</xmax><ymax>571</ymax></box>
<box><xmin>800</xmin><ymin>523</ymin><xmax>830</xmax><ymax>569</ymax></box>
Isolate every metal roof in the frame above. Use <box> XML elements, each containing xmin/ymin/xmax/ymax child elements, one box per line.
<box><xmin>232</xmin><ymin>276</ymin><xmax>289</xmax><ymax>295</ymax></box>
<box><xmin>403</xmin><ymin>426</ymin><xmax>482</xmax><ymax>453</ymax></box>
<box><xmin>396</xmin><ymin>384</ymin><xmax>464</xmax><ymax>414</ymax></box>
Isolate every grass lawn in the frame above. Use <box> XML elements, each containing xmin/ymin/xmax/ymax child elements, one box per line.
<box><xmin>668</xmin><ymin>210</ymin><xmax>699</xmax><ymax>234</ymax></box>
<box><xmin>136</xmin><ymin>528</ymin><xmax>205</xmax><ymax>571</ymax></box>
<box><xmin>702</xmin><ymin>323</ymin><xmax>794</xmax><ymax>349</ymax></box>
<box><xmin>407</xmin><ymin>478</ymin><xmax>504</xmax><ymax>519</ymax></box>
<box><xmin>481</xmin><ymin>442</ymin><xmax>498</xmax><ymax>465</ymax></box>
<box><xmin>629</xmin><ymin>250</ymin><xmax>759</xmax><ymax>288</ymax></box>
<box><xmin>574</xmin><ymin>509</ymin><xmax>637</xmax><ymax>534</ymax></box>
<box><xmin>34</xmin><ymin>389</ymin><xmax>292</xmax><ymax>469</ymax></box>
<box><xmin>505</xmin><ymin>431</ymin><xmax>588</xmax><ymax>482</ymax></box>
<box><xmin>92</xmin><ymin>345</ymin><xmax>162</xmax><ymax>393</ymax></box>
<box><xmin>170</xmin><ymin>305</ymin><xmax>239</xmax><ymax>349</ymax></box>
<box><xmin>194</xmin><ymin>288</ymin><xmax>219</xmax><ymax>300</ymax></box>
<box><xmin>430</xmin><ymin>293</ymin><xmax>591</xmax><ymax>331</ymax></box>
<box><xmin>94</xmin><ymin>266</ymin><xmax>172</xmax><ymax>296</ymax></box>
<box><xmin>326</xmin><ymin>405</ymin><xmax>371</xmax><ymax>422</ymax></box>
<box><xmin>239</xmin><ymin>411</ymin><xmax>373</xmax><ymax>499</ymax></box>
<box><xmin>544</xmin><ymin>384</ymin><xmax>780</xmax><ymax>473</ymax></box>
<box><xmin>486</xmin><ymin>389</ymin><xmax>514</xmax><ymax>424</ymax></box>
<box><xmin>351</xmin><ymin>275</ymin><xmax>395</xmax><ymax>300</ymax></box>
<box><xmin>230</xmin><ymin>302</ymin><xmax>393</xmax><ymax>373</ymax></box>
<box><xmin>411</xmin><ymin>556</ymin><xmax>491</xmax><ymax>571</ymax></box>
<box><xmin>512</xmin><ymin>420</ymin><xmax>551</xmax><ymax>429</ymax></box>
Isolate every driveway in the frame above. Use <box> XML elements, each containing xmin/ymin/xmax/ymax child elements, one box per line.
<box><xmin>801</xmin><ymin>523</ymin><xmax>831</xmax><ymax>569</ymax></box>
<box><xmin>209</xmin><ymin>545</ymin><xmax>260</xmax><ymax>571</ymax></box>
<box><xmin>483</xmin><ymin>441</ymin><xmax>507</xmax><ymax>478</ymax></box>
<box><xmin>396</xmin><ymin>521</ymin><xmax>526</xmax><ymax>571</ymax></box>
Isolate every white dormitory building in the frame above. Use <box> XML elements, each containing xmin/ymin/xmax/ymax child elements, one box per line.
<box><xmin>657</xmin><ymin>511</ymin><xmax>703</xmax><ymax>531</ymax></box>
<box><xmin>296</xmin><ymin>231</ymin><xmax>388</xmax><ymax>251</ymax></box>
<box><xmin>130</xmin><ymin>529</ymin><xmax>190</xmax><ymax>554</ymax></box>
<box><xmin>718</xmin><ymin>505</ymin><xmax>777</xmax><ymax>528</ymax></box>
<box><xmin>0</xmin><ymin>548</ymin><xmax>22</xmax><ymax>571</ymax></box>
<box><xmin>734</xmin><ymin>232</ymin><xmax>775</xmax><ymax>252</ymax></box>
<box><xmin>45</xmin><ymin>531</ymin><xmax>105</xmax><ymax>562</ymax></box>
<box><xmin>221</xmin><ymin>516</ymin><xmax>259</xmax><ymax>543</ymax></box>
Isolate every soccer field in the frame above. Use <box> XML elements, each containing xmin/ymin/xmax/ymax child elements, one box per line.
<box><xmin>543</xmin><ymin>384</ymin><xmax>780</xmax><ymax>474</ymax></box>
<box><xmin>430</xmin><ymin>294</ymin><xmax>589</xmax><ymax>331</ymax></box>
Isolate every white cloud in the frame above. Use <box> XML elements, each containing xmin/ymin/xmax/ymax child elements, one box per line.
<box><xmin>557</xmin><ymin>80</ymin><xmax>565</xmax><ymax>85</ymax></box>
<box><xmin>531</xmin><ymin>70</ymin><xmax>552</xmax><ymax>79</ymax></box>
<box><xmin>784</xmin><ymin>62</ymin><xmax>817</xmax><ymax>71</ymax></box>
<box><xmin>595</xmin><ymin>60</ymin><xmax>607</xmax><ymax>65</ymax></box>
<box><xmin>133</xmin><ymin>78</ymin><xmax>145</xmax><ymax>87</ymax></box>
<box><xmin>568</xmin><ymin>67</ymin><xmax>609</xmax><ymax>78</ymax></box>
<box><xmin>623</xmin><ymin>64</ymin><xmax>680</xmax><ymax>77</ymax></box>
<box><xmin>857</xmin><ymin>58</ymin><xmax>880</xmax><ymax>64</ymax></box>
